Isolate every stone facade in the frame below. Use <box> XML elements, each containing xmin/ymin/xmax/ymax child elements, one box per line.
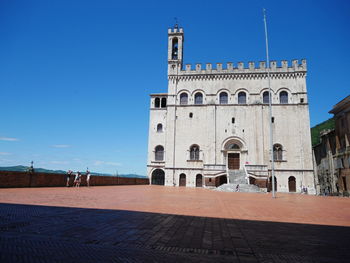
<box><xmin>147</xmin><ymin>26</ymin><xmax>316</xmax><ymax>194</ymax></box>
<box><xmin>313</xmin><ymin>95</ymin><xmax>350</xmax><ymax>195</ymax></box>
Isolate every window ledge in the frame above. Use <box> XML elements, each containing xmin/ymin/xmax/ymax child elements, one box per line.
<box><xmin>187</xmin><ymin>160</ymin><xmax>203</xmax><ymax>162</ymax></box>
<box><xmin>273</xmin><ymin>160</ymin><xmax>287</xmax><ymax>162</ymax></box>
<box><xmin>152</xmin><ymin>161</ymin><xmax>165</xmax><ymax>164</ymax></box>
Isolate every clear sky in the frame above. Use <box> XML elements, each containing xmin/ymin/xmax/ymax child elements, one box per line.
<box><xmin>1</xmin><ymin>0</ymin><xmax>349</xmax><ymax>175</ymax></box>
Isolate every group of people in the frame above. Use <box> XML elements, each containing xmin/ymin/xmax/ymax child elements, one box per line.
<box><xmin>66</xmin><ymin>169</ymin><xmax>91</xmax><ymax>187</ymax></box>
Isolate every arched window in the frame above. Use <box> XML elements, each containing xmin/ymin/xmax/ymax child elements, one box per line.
<box><xmin>194</xmin><ymin>92</ymin><xmax>203</xmax><ymax>105</ymax></box>
<box><xmin>219</xmin><ymin>92</ymin><xmax>228</xmax><ymax>104</ymax></box>
<box><xmin>180</xmin><ymin>93</ymin><xmax>188</xmax><ymax>105</ymax></box>
<box><xmin>279</xmin><ymin>91</ymin><xmax>288</xmax><ymax>104</ymax></box>
<box><xmin>154</xmin><ymin>97</ymin><xmax>160</xmax><ymax>108</ymax></box>
<box><xmin>263</xmin><ymin>91</ymin><xmax>270</xmax><ymax>104</ymax></box>
<box><xmin>156</xmin><ymin>123</ymin><xmax>163</xmax><ymax>133</ymax></box>
<box><xmin>227</xmin><ymin>143</ymin><xmax>240</xmax><ymax>150</ymax></box>
<box><xmin>155</xmin><ymin>145</ymin><xmax>164</xmax><ymax>161</ymax></box>
<box><xmin>238</xmin><ymin>92</ymin><xmax>246</xmax><ymax>104</ymax></box>
<box><xmin>172</xmin><ymin>38</ymin><xmax>178</xmax><ymax>60</ymax></box>
<box><xmin>273</xmin><ymin>144</ymin><xmax>283</xmax><ymax>161</ymax></box>
<box><xmin>161</xmin><ymin>97</ymin><xmax>167</xmax><ymax>108</ymax></box>
<box><xmin>190</xmin><ymin>145</ymin><xmax>200</xmax><ymax>160</ymax></box>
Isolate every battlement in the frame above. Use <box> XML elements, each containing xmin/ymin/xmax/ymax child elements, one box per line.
<box><xmin>168</xmin><ymin>27</ymin><xmax>184</xmax><ymax>34</ymax></box>
<box><xmin>177</xmin><ymin>59</ymin><xmax>307</xmax><ymax>75</ymax></box>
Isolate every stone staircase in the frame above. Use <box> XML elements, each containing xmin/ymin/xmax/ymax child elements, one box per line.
<box><xmin>228</xmin><ymin>170</ymin><xmax>247</xmax><ymax>184</ymax></box>
<box><xmin>215</xmin><ymin>170</ymin><xmax>261</xmax><ymax>193</ymax></box>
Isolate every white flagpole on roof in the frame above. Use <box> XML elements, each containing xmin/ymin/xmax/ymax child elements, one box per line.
<box><xmin>263</xmin><ymin>9</ymin><xmax>276</xmax><ymax>198</ymax></box>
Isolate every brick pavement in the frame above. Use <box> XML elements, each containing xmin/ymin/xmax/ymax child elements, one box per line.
<box><xmin>0</xmin><ymin>185</ymin><xmax>350</xmax><ymax>262</ymax></box>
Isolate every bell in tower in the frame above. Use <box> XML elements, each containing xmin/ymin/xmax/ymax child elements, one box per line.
<box><xmin>172</xmin><ymin>38</ymin><xmax>178</xmax><ymax>60</ymax></box>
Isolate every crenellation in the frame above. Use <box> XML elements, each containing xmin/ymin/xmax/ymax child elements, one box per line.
<box><xmin>168</xmin><ymin>27</ymin><xmax>184</xmax><ymax>34</ymax></box>
<box><xmin>292</xmin><ymin>59</ymin><xmax>298</xmax><ymax>69</ymax></box>
<box><xmin>270</xmin><ymin>61</ymin><xmax>277</xmax><ymax>70</ymax></box>
<box><xmin>301</xmin><ymin>59</ymin><xmax>307</xmax><ymax>70</ymax></box>
<box><xmin>281</xmin><ymin>60</ymin><xmax>288</xmax><ymax>69</ymax></box>
<box><xmin>217</xmin><ymin>63</ymin><xmax>222</xmax><ymax>71</ymax></box>
<box><xmin>176</xmin><ymin>59</ymin><xmax>307</xmax><ymax>75</ymax></box>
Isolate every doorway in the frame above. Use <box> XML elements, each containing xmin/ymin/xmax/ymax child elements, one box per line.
<box><xmin>179</xmin><ymin>173</ymin><xmax>186</xmax><ymax>187</ymax></box>
<box><xmin>196</xmin><ymin>174</ymin><xmax>202</xmax><ymax>187</ymax></box>
<box><xmin>151</xmin><ymin>169</ymin><xmax>165</xmax><ymax>185</ymax></box>
<box><xmin>228</xmin><ymin>153</ymin><xmax>240</xmax><ymax>170</ymax></box>
<box><xmin>288</xmin><ymin>176</ymin><xmax>296</xmax><ymax>192</ymax></box>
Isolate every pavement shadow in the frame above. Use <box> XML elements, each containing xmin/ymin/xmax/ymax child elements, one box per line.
<box><xmin>0</xmin><ymin>202</ymin><xmax>349</xmax><ymax>263</ymax></box>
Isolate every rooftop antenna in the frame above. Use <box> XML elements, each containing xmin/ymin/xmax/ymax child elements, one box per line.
<box><xmin>263</xmin><ymin>8</ymin><xmax>276</xmax><ymax>198</ymax></box>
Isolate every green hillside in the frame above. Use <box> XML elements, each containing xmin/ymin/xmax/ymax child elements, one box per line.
<box><xmin>311</xmin><ymin>118</ymin><xmax>335</xmax><ymax>146</ymax></box>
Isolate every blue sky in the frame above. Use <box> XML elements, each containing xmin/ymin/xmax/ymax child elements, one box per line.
<box><xmin>0</xmin><ymin>0</ymin><xmax>349</xmax><ymax>175</ymax></box>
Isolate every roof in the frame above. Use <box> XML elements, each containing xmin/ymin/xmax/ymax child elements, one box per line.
<box><xmin>329</xmin><ymin>95</ymin><xmax>350</xmax><ymax>115</ymax></box>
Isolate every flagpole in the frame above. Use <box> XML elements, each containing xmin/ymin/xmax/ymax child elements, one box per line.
<box><xmin>263</xmin><ymin>9</ymin><xmax>276</xmax><ymax>198</ymax></box>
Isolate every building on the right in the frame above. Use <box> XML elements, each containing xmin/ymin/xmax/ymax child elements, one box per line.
<box><xmin>313</xmin><ymin>95</ymin><xmax>350</xmax><ymax>195</ymax></box>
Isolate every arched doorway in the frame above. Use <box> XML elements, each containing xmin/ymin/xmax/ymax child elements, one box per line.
<box><xmin>288</xmin><ymin>176</ymin><xmax>296</xmax><ymax>192</ymax></box>
<box><xmin>151</xmin><ymin>169</ymin><xmax>165</xmax><ymax>185</ymax></box>
<box><xmin>223</xmin><ymin>138</ymin><xmax>245</xmax><ymax>171</ymax></box>
<box><xmin>179</xmin><ymin>173</ymin><xmax>186</xmax><ymax>187</ymax></box>
<box><xmin>268</xmin><ymin>176</ymin><xmax>277</xmax><ymax>192</ymax></box>
<box><xmin>196</xmin><ymin>174</ymin><xmax>203</xmax><ymax>187</ymax></box>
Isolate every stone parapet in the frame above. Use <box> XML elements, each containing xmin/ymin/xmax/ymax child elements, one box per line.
<box><xmin>170</xmin><ymin>59</ymin><xmax>307</xmax><ymax>77</ymax></box>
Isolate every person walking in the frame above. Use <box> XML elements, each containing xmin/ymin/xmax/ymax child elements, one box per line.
<box><xmin>76</xmin><ymin>172</ymin><xmax>81</xmax><ymax>188</ymax></box>
<box><xmin>66</xmin><ymin>170</ymin><xmax>72</xmax><ymax>187</ymax></box>
<box><xmin>86</xmin><ymin>169</ymin><xmax>91</xmax><ymax>187</ymax></box>
<box><xmin>74</xmin><ymin>171</ymin><xmax>80</xmax><ymax>187</ymax></box>
<box><xmin>236</xmin><ymin>184</ymin><xmax>240</xmax><ymax>192</ymax></box>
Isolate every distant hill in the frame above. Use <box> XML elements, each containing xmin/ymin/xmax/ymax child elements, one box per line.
<box><xmin>0</xmin><ymin>166</ymin><xmax>147</xmax><ymax>178</ymax></box>
<box><xmin>311</xmin><ymin>118</ymin><xmax>335</xmax><ymax>146</ymax></box>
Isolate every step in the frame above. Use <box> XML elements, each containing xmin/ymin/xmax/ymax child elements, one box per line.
<box><xmin>215</xmin><ymin>183</ymin><xmax>262</xmax><ymax>193</ymax></box>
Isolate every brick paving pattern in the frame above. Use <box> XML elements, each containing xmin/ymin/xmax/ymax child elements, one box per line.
<box><xmin>0</xmin><ymin>185</ymin><xmax>350</xmax><ymax>262</ymax></box>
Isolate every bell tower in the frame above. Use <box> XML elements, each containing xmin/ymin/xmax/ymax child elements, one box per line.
<box><xmin>168</xmin><ymin>24</ymin><xmax>184</xmax><ymax>75</ymax></box>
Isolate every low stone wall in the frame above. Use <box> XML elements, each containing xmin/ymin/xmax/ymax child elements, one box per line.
<box><xmin>0</xmin><ymin>171</ymin><xmax>149</xmax><ymax>188</ymax></box>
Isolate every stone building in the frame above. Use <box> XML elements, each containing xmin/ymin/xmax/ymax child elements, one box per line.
<box><xmin>147</xmin><ymin>26</ymin><xmax>316</xmax><ymax>194</ymax></box>
<box><xmin>313</xmin><ymin>95</ymin><xmax>350</xmax><ymax>195</ymax></box>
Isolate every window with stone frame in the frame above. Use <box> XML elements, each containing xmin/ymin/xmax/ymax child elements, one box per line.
<box><xmin>273</xmin><ymin>144</ymin><xmax>283</xmax><ymax>161</ymax></box>
<box><xmin>219</xmin><ymin>92</ymin><xmax>228</xmax><ymax>104</ymax></box>
<box><xmin>161</xmin><ymin>97</ymin><xmax>167</xmax><ymax>108</ymax></box>
<box><xmin>190</xmin><ymin>145</ymin><xmax>200</xmax><ymax>160</ymax></box>
<box><xmin>194</xmin><ymin>92</ymin><xmax>203</xmax><ymax>105</ymax></box>
<box><xmin>154</xmin><ymin>97</ymin><xmax>160</xmax><ymax>108</ymax></box>
<box><xmin>180</xmin><ymin>93</ymin><xmax>188</xmax><ymax>105</ymax></box>
<box><xmin>156</xmin><ymin>123</ymin><xmax>163</xmax><ymax>133</ymax></box>
<box><xmin>279</xmin><ymin>91</ymin><xmax>288</xmax><ymax>104</ymax></box>
<box><xmin>238</xmin><ymin>92</ymin><xmax>247</xmax><ymax>104</ymax></box>
<box><xmin>263</xmin><ymin>91</ymin><xmax>270</xmax><ymax>104</ymax></box>
<box><xmin>155</xmin><ymin>145</ymin><xmax>164</xmax><ymax>161</ymax></box>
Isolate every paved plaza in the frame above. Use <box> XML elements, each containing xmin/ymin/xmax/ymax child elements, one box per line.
<box><xmin>0</xmin><ymin>185</ymin><xmax>349</xmax><ymax>262</ymax></box>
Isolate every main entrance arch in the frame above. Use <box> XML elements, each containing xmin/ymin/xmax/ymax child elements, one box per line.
<box><xmin>222</xmin><ymin>137</ymin><xmax>246</xmax><ymax>171</ymax></box>
<box><xmin>151</xmin><ymin>169</ymin><xmax>165</xmax><ymax>185</ymax></box>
